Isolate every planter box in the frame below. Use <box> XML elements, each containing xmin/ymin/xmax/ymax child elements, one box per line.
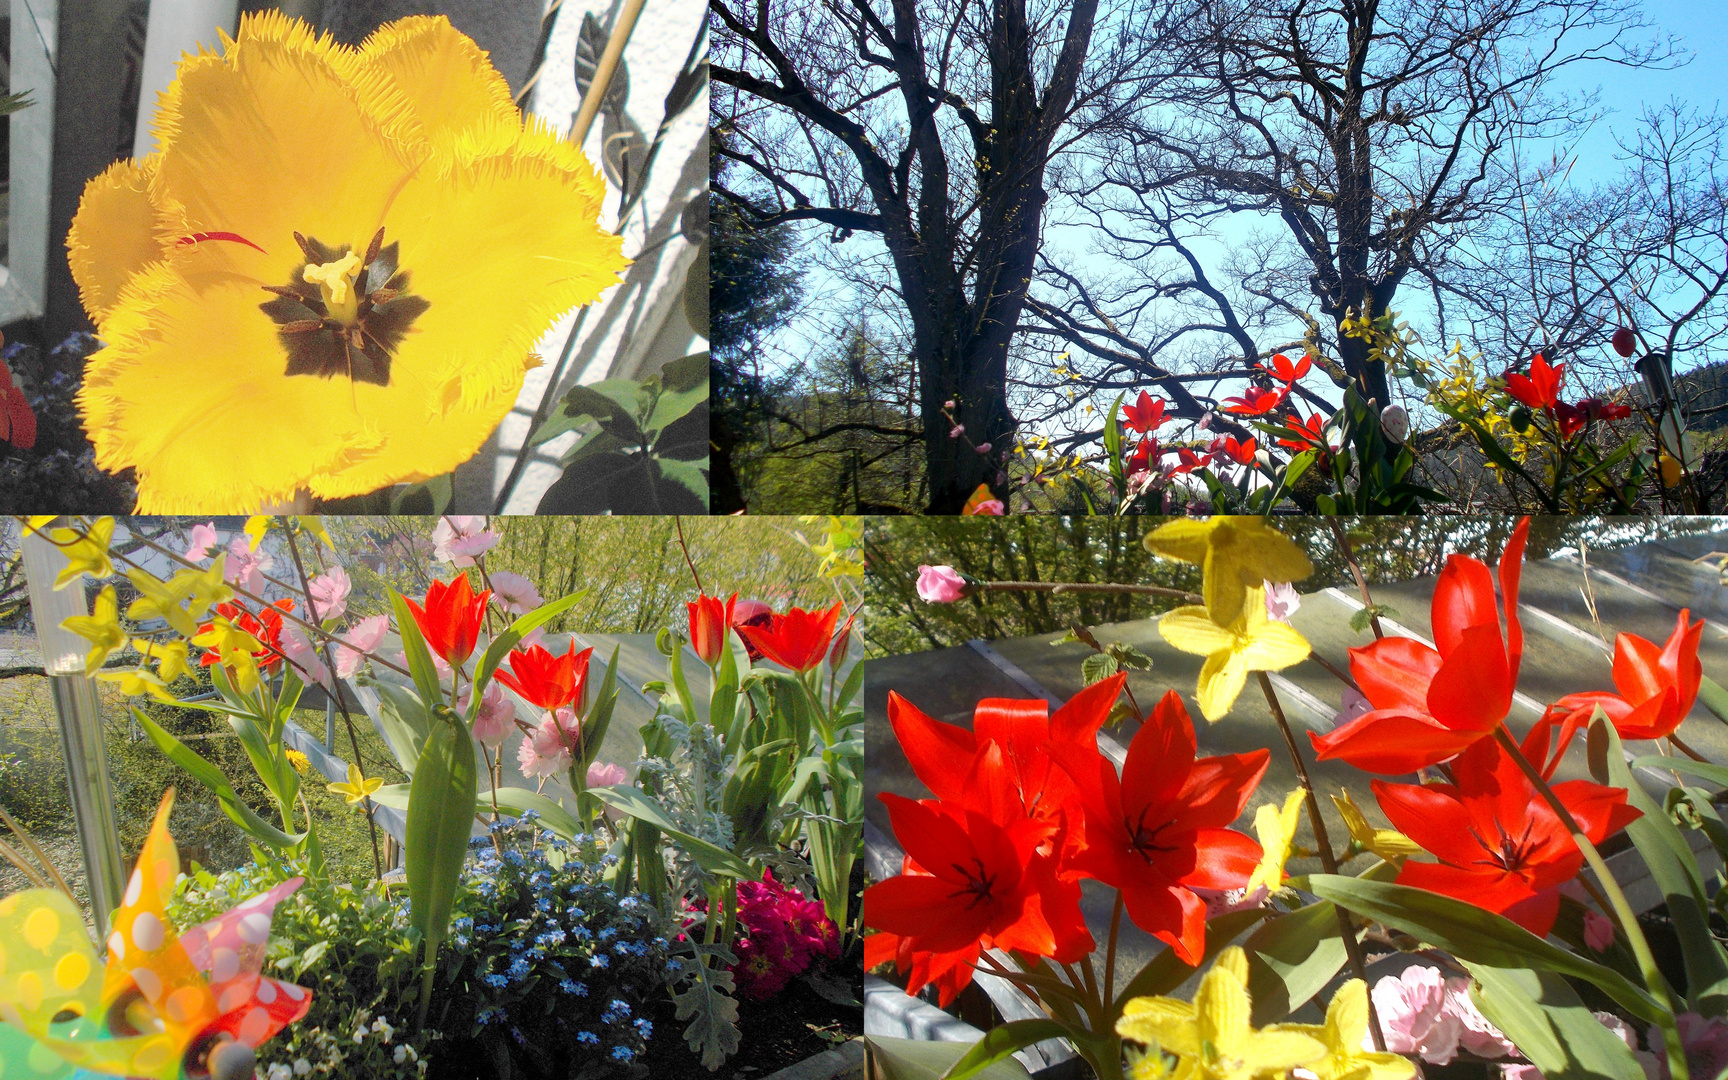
<box><xmin>763</xmin><ymin>1038</ymin><xmax>865</xmax><ymax>1080</ymax></box>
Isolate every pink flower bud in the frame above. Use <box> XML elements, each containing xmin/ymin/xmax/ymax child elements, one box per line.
<box><xmin>915</xmin><ymin>565</ymin><xmax>969</xmax><ymax>603</ymax></box>
<box><xmin>974</xmin><ymin>442</ymin><xmax>993</xmax><ymax>454</ymax></box>
<box><xmin>943</xmin><ymin>399</ymin><xmax>956</xmax><ymax>409</ymax></box>
<box><xmin>949</xmin><ymin>424</ymin><xmax>965</xmax><ymax>438</ymax></box>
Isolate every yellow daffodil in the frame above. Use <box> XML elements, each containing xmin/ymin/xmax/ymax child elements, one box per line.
<box><xmin>62</xmin><ymin>585</ymin><xmax>129</xmax><ymax>673</ymax></box>
<box><xmin>1159</xmin><ymin>586</ymin><xmax>1312</xmax><ymax>721</ymax></box>
<box><xmin>1117</xmin><ymin>947</ymin><xmax>1325</xmax><ymax>1080</ymax></box>
<box><xmin>125</xmin><ymin>567</ymin><xmax>200</xmax><ymax>636</ymax></box>
<box><xmin>1145</xmin><ymin>518</ymin><xmax>1313</xmax><ymax>627</ymax></box>
<box><xmin>192</xmin><ymin>615</ymin><xmax>264</xmax><ymax>693</ymax></box>
<box><xmin>244</xmin><ymin>515</ymin><xmax>272</xmax><ymax>551</ymax></box>
<box><xmin>1245</xmin><ymin>788</ymin><xmax>1307</xmax><ymax>894</ymax></box>
<box><xmin>1330</xmin><ymin>790</ymin><xmax>1423</xmax><ymax>862</ymax></box>
<box><xmin>134</xmin><ymin>637</ymin><xmax>193</xmax><ymax>684</ymax></box>
<box><xmin>1268</xmin><ymin>980</ymin><xmax>1416</xmax><ymax>1080</ymax></box>
<box><xmin>68</xmin><ymin>13</ymin><xmax>627</xmax><ymax>511</ymax></box>
<box><xmin>50</xmin><ymin>517</ymin><xmax>115</xmax><ymax>588</ymax></box>
<box><xmin>183</xmin><ymin>555</ymin><xmax>235</xmax><ymax>620</ymax></box>
<box><xmin>328</xmin><ymin>763</ymin><xmax>382</xmax><ymax>805</ymax></box>
<box><xmin>286</xmin><ymin>749</ymin><xmax>312</xmax><ymax>776</ymax></box>
<box><xmin>95</xmin><ymin>666</ymin><xmax>175</xmax><ymax>702</ymax></box>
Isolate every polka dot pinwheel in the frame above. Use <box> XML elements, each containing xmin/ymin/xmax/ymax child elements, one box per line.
<box><xmin>0</xmin><ymin>790</ymin><xmax>311</xmax><ymax>1079</ymax></box>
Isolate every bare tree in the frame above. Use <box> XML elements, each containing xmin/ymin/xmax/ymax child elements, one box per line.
<box><xmin>710</xmin><ymin>0</ymin><xmax>1187</xmax><ymax>511</ymax></box>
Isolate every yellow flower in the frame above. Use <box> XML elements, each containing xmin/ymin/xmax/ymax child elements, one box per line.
<box><xmin>1159</xmin><ymin>586</ymin><xmax>1312</xmax><ymax>721</ymax></box>
<box><xmin>1117</xmin><ymin>947</ymin><xmax>1326</xmax><ymax>1080</ymax></box>
<box><xmin>1330</xmin><ymin>790</ymin><xmax>1422</xmax><ymax>862</ymax></box>
<box><xmin>1245</xmin><ymin>788</ymin><xmax>1307</xmax><ymax>894</ymax></box>
<box><xmin>296</xmin><ymin>515</ymin><xmax>335</xmax><ymax>550</ymax></box>
<box><xmin>21</xmin><ymin>515</ymin><xmax>56</xmax><ymax>535</ymax></box>
<box><xmin>68</xmin><ymin>13</ymin><xmax>628</xmax><ymax>512</ymax></box>
<box><xmin>244</xmin><ymin>515</ymin><xmax>272</xmax><ymax>551</ymax></box>
<box><xmin>183</xmin><ymin>555</ymin><xmax>235</xmax><ymax>619</ymax></box>
<box><xmin>1268</xmin><ymin>980</ymin><xmax>1416</xmax><ymax>1080</ymax></box>
<box><xmin>50</xmin><ymin>517</ymin><xmax>115</xmax><ymax>588</ymax></box>
<box><xmin>62</xmin><ymin>585</ymin><xmax>129</xmax><ymax>673</ymax></box>
<box><xmin>286</xmin><ymin>749</ymin><xmax>312</xmax><ymax>776</ymax></box>
<box><xmin>191</xmin><ymin>615</ymin><xmax>264</xmax><ymax>693</ymax></box>
<box><xmin>1145</xmin><ymin>518</ymin><xmax>1313</xmax><ymax>627</ymax></box>
<box><xmin>328</xmin><ymin>763</ymin><xmax>382</xmax><ymax>805</ymax></box>
<box><xmin>125</xmin><ymin>567</ymin><xmax>200</xmax><ymax>636</ymax></box>
<box><xmin>95</xmin><ymin>666</ymin><xmax>175</xmax><ymax>702</ymax></box>
<box><xmin>134</xmin><ymin>637</ymin><xmax>194</xmax><ymax>684</ymax></box>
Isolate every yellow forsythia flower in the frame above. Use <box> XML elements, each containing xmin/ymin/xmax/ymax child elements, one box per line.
<box><xmin>1158</xmin><ymin>586</ymin><xmax>1312</xmax><ymax>721</ymax></box>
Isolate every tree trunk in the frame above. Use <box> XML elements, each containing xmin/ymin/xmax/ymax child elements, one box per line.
<box><xmin>922</xmin><ymin>344</ymin><xmax>1014</xmax><ymax>513</ymax></box>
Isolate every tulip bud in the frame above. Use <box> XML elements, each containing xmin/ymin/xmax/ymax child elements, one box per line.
<box><xmin>686</xmin><ymin>593</ymin><xmax>736</xmax><ymax>666</ymax></box>
<box><xmin>1612</xmin><ymin>327</ymin><xmax>1636</xmax><ymax>358</ymax></box>
<box><xmin>1510</xmin><ymin>406</ymin><xmax>1532</xmax><ymax>433</ymax></box>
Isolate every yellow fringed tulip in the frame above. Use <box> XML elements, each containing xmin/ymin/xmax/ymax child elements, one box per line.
<box><xmin>1117</xmin><ymin>947</ymin><xmax>1326</xmax><ymax>1080</ymax></box>
<box><xmin>1331</xmin><ymin>790</ymin><xmax>1423</xmax><ymax>862</ymax></box>
<box><xmin>1268</xmin><ymin>979</ymin><xmax>1416</xmax><ymax>1080</ymax></box>
<box><xmin>68</xmin><ymin>13</ymin><xmax>628</xmax><ymax>511</ymax></box>
<box><xmin>62</xmin><ymin>585</ymin><xmax>129</xmax><ymax>673</ymax></box>
<box><xmin>1159</xmin><ymin>586</ymin><xmax>1312</xmax><ymax>721</ymax></box>
<box><xmin>1145</xmin><ymin>517</ymin><xmax>1313</xmax><ymax>627</ymax></box>
<box><xmin>1246</xmin><ymin>788</ymin><xmax>1307</xmax><ymax>894</ymax></box>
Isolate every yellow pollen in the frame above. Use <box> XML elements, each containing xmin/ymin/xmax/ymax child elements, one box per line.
<box><xmin>303</xmin><ymin>252</ymin><xmax>362</xmax><ymax>323</ymax></box>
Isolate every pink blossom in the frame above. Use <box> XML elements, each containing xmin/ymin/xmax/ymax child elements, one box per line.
<box><xmin>1370</xmin><ymin>966</ymin><xmax>1461</xmax><ymax>1064</ymax></box>
<box><xmin>975</xmin><ymin>442</ymin><xmax>993</xmax><ymax>454</ymax></box>
<box><xmin>1584</xmin><ymin>909</ymin><xmax>1615</xmax><ymax>951</ymax></box>
<box><xmin>1263</xmin><ymin>580</ymin><xmax>1301</xmax><ymax>622</ymax></box>
<box><xmin>971</xmin><ymin>499</ymin><xmax>1005</xmax><ymax>516</ymax></box>
<box><xmin>461</xmin><ymin>681</ymin><xmax>515</xmax><ymax>749</ymax></box>
<box><xmin>278</xmin><ymin>627</ymin><xmax>332</xmax><ymax>693</ymax></box>
<box><xmin>915</xmin><ymin>565</ymin><xmax>968</xmax><ymax>603</ymax></box>
<box><xmin>185</xmin><ymin>522</ymin><xmax>219</xmax><ymax>561</ymax></box>
<box><xmin>1501</xmin><ymin>1066</ymin><xmax>1543</xmax><ymax>1080</ymax></box>
<box><xmin>1196</xmin><ymin>412</ymin><xmax>1214</xmax><ymax>431</ymax></box>
<box><xmin>389</xmin><ymin>648</ymin><xmax>451</xmax><ymax>683</ymax></box>
<box><xmin>943</xmin><ymin>399</ymin><xmax>956</xmax><ymax>409</ymax></box>
<box><xmin>949</xmin><ymin>424</ymin><xmax>965</xmax><ymax>438</ymax></box>
<box><xmin>1444</xmin><ymin>976</ymin><xmax>1515</xmax><ymax>1059</ymax></box>
<box><xmin>432</xmin><ymin>516</ymin><xmax>500</xmax><ymax>566</ymax></box>
<box><xmin>1652</xmin><ymin>1013</ymin><xmax>1728</xmax><ymax>1080</ymax></box>
<box><xmin>308</xmin><ymin>565</ymin><xmax>351</xmax><ymax>623</ymax></box>
<box><xmin>333</xmin><ymin>615</ymin><xmax>389</xmax><ymax>679</ymax></box>
<box><xmin>1594</xmin><ymin>1012</ymin><xmax>1660</xmax><ymax>1080</ymax></box>
<box><xmin>488</xmin><ymin>570</ymin><xmax>543</xmax><ymax>616</ymax></box>
<box><xmin>517</xmin><ymin>717</ymin><xmax>572</xmax><ymax>778</ymax></box>
<box><xmin>587</xmin><ymin>761</ymin><xmax>628</xmax><ymax>787</ymax></box>
<box><xmin>1333</xmin><ymin>686</ymin><xmax>1371</xmax><ymax>729</ymax></box>
<box><xmin>224</xmin><ymin>537</ymin><xmax>271</xmax><ymax>594</ymax></box>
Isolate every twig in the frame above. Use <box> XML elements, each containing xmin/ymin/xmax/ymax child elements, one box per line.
<box><xmin>975</xmin><ymin>580</ymin><xmax>1202</xmax><ymax>601</ymax></box>
<box><xmin>1329</xmin><ymin>520</ymin><xmax>1382</xmax><ymax>639</ymax></box>
<box><xmin>674</xmin><ymin>516</ymin><xmax>705</xmax><ymax>595</ymax></box>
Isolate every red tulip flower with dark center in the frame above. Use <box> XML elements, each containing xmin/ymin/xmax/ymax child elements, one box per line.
<box><xmin>1553</xmin><ymin>609</ymin><xmax>1705</xmax><ymax>741</ymax></box>
<box><xmin>1214</xmin><ymin>436</ymin><xmax>1257</xmax><ymax>466</ymax></box>
<box><xmin>1122</xmin><ymin>391</ymin><xmax>1167</xmax><ymax>434</ymax></box>
<box><xmin>687</xmin><ymin>593</ymin><xmax>737</xmax><ymax>666</ymax></box>
<box><xmin>1311</xmin><ymin>517</ymin><xmax>1530</xmax><ymax>773</ymax></box>
<box><xmin>1505</xmin><ymin>353</ymin><xmax>1564</xmax><ymax>411</ymax></box>
<box><xmin>736</xmin><ymin>601</ymin><xmax>844</xmax><ymax>672</ymax></box>
<box><xmin>1221</xmin><ymin>385</ymin><xmax>1287</xmax><ymax>417</ymax></box>
<box><xmin>494</xmin><ymin>640</ymin><xmax>593</xmax><ymax>711</ymax></box>
<box><xmin>404</xmin><ymin>574</ymin><xmax>491</xmax><ymax>667</ymax></box>
<box><xmin>1373</xmin><ymin>736</ymin><xmax>1638</xmax><ymax>936</ymax></box>
<box><xmin>1258</xmin><ymin>352</ymin><xmax>1312</xmax><ymax>384</ymax></box>
<box><xmin>1046</xmin><ymin>689</ymin><xmax>1267</xmax><ymax>964</ymax></box>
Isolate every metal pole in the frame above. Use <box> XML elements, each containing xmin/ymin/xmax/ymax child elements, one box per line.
<box><xmin>326</xmin><ymin>699</ymin><xmax>336</xmax><ymax>753</ymax></box>
<box><xmin>20</xmin><ymin>527</ymin><xmax>126</xmax><ymax>932</ymax></box>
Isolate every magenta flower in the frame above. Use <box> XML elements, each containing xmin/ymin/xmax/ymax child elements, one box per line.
<box><xmin>308</xmin><ymin>565</ymin><xmax>351</xmax><ymax>623</ymax></box>
<box><xmin>432</xmin><ymin>516</ymin><xmax>500</xmax><ymax>566</ymax></box>
<box><xmin>1585</xmin><ymin>909</ymin><xmax>1616</xmax><ymax>952</ymax></box>
<box><xmin>915</xmin><ymin>565</ymin><xmax>968</xmax><ymax>604</ymax></box>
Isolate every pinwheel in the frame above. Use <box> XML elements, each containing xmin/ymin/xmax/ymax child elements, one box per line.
<box><xmin>0</xmin><ymin>790</ymin><xmax>311</xmax><ymax>1079</ymax></box>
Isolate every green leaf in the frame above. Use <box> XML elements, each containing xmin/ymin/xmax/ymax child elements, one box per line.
<box><xmin>485</xmin><ymin>786</ymin><xmax>585</xmax><ymax>840</ymax></box>
<box><xmin>405</xmin><ymin>704</ymin><xmax>479</xmax><ymax>1027</ymax></box>
<box><xmin>1466</xmin><ymin>962</ymin><xmax>1648</xmax><ymax>1080</ymax></box>
<box><xmin>367</xmin><ymin>680</ymin><xmax>432</xmax><ymax>776</ymax></box>
<box><xmin>1112</xmin><ymin>908</ymin><xmax>1265</xmax><ymax>1009</ymax></box>
<box><xmin>1348</xmin><ymin>604</ymin><xmax>1397</xmax><ymax>634</ymax></box>
<box><xmin>388</xmin><ymin>590</ymin><xmax>446</xmax><ymax>716</ymax></box>
<box><xmin>646</xmin><ymin>354</ymin><xmax>710</xmax><ymax>433</ymax></box>
<box><xmin>579</xmin><ymin>647</ymin><xmax>622</xmax><ymax>771</ymax></box>
<box><xmin>589</xmin><ymin>785</ymin><xmax>756</xmax><ymax>879</ymax></box>
<box><xmin>1080</xmin><ymin>652</ymin><xmax>1118</xmax><ymax>687</ymax></box>
<box><xmin>1631</xmin><ymin>755</ymin><xmax>1728</xmax><ymax>788</ymax></box>
<box><xmin>866</xmin><ymin>1037</ymin><xmax>1034</xmax><ymax>1080</ymax></box>
<box><xmin>669</xmin><ymin>945</ymin><xmax>742</xmax><ymax>1069</ymax></box>
<box><xmin>834</xmin><ymin>660</ymin><xmax>865</xmax><ymax>716</ymax></box>
<box><xmin>0</xmin><ymin>91</ymin><xmax>35</xmax><ymax>116</ymax></box>
<box><xmin>389</xmin><ymin>473</ymin><xmax>454</xmax><ymax>515</ymax></box>
<box><xmin>1696</xmin><ymin>675</ymin><xmax>1728</xmax><ymax>726</ymax></box>
<box><xmin>1590</xmin><ymin>717</ymin><xmax>1728</xmax><ymax>1011</ymax></box>
<box><xmin>937</xmin><ymin>1019</ymin><xmax>1072</xmax><ymax>1080</ymax></box>
<box><xmin>1104</xmin><ymin>642</ymin><xmax>1154</xmax><ymax>671</ymax></box>
<box><xmin>133</xmin><ymin>709</ymin><xmax>306</xmax><ymax>848</ymax></box>
<box><xmin>1304</xmin><ymin>875</ymin><xmax>1666</xmax><ymax>1024</ymax></box>
<box><xmin>472</xmin><ymin>589</ymin><xmax>590</xmax><ymax>694</ymax></box>
<box><xmin>1243</xmin><ymin>900</ymin><xmax>1348</xmax><ymax>1025</ymax></box>
<box><xmin>657</xmin><ymin>458</ymin><xmax>711</xmax><ymax>504</ymax></box>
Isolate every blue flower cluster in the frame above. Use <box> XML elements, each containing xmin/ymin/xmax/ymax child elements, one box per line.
<box><xmin>435</xmin><ymin>821</ymin><xmax>670</xmax><ymax>1078</ymax></box>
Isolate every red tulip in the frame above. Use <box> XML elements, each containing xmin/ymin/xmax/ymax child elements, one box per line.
<box><xmin>404</xmin><ymin>574</ymin><xmax>491</xmax><ymax>666</ymax></box>
<box><xmin>1170</xmin><ymin>447</ymin><xmax>1213</xmax><ymax>475</ymax></box>
<box><xmin>1126</xmin><ymin>436</ymin><xmax>1155</xmax><ymax>476</ymax></box>
<box><xmin>1121</xmin><ymin>392</ymin><xmax>1168</xmax><ymax>434</ymax></box>
<box><xmin>1554</xmin><ymin>400</ymin><xmax>1587</xmax><ymax>438</ymax></box>
<box><xmin>1221</xmin><ymin>385</ymin><xmax>1288</xmax><ymax>417</ymax></box>
<box><xmin>1553</xmin><ymin>609</ymin><xmax>1704</xmax><ymax>741</ymax></box>
<box><xmin>1505</xmin><ymin>353</ymin><xmax>1563</xmax><ymax>411</ymax></box>
<box><xmin>0</xmin><ymin>366</ymin><xmax>34</xmax><ymax>450</ymax></box>
<box><xmin>1258</xmin><ymin>352</ymin><xmax>1313</xmax><ymax>384</ymax></box>
<box><xmin>198</xmin><ymin>599</ymin><xmax>295</xmax><ymax>674</ymax></box>
<box><xmin>1612</xmin><ymin>327</ymin><xmax>1636</xmax><ymax>358</ymax></box>
<box><xmin>1046</xmin><ymin>690</ymin><xmax>1267</xmax><ymax>964</ymax></box>
<box><xmin>1215</xmin><ymin>436</ymin><xmax>1257</xmax><ymax>466</ymax></box>
<box><xmin>735</xmin><ymin>602</ymin><xmax>844</xmax><ymax>672</ymax></box>
<box><xmin>1311</xmin><ymin>518</ymin><xmax>1530</xmax><ymax>773</ymax></box>
<box><xmin>687</xmin><ymin>593</ymin><xmax>737</xmax><ymax>666</ymax></box>
<box><xmin>1373</xmin><ymin>736</ymin><xmax>1638</xmax><ymax>936</ymax></box>
<box><xmin>1276</xmin><ymin>413</ymin><xmax>1330</xmax><ymax>455</ymax></box>
<box><xmin>494</xmin><ymin>640</ymin><xmax>593</xmax><ymax>710</ymax></box>
<box><xmin>730</xmin><ymin>598</ymin><xmax>774</xmax><ymax>661</ymax></box>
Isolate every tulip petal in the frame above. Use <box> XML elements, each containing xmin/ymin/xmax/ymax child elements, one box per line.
<box><xmin>1432</xmin><ymin>554</ymin><xmax>1499</xmax><ymax>659</ymax></box>
<box><xmin>1425</xmin><ymin>624</ymin><xmax>1512</xmax><ymax>736</ymax></box>
<box><xmin>1370</xmin><ymin>779</ymin><xmax>1482</xmax><ymax>866</ymax></box>
<box><xmin>862</xmin><ymin>875</ymin><xmax>990</xmax><ymax>953</ymax></box>
<box><xmin>1349</xmin><ymin>636</ymin><xmax>1443</xmax><ymax>713</ymax></box>
<box><xmin>888</xmin><ymin>692</ymin><xmax>977</xmax><ymax>804</ymax></box>
<box><xmin>1309</xmin><ymin>708</ymin><xmax>1480</xmax><ymax>774</ymax></box>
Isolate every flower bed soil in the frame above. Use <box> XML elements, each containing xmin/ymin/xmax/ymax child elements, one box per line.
<box><xmin>639</xmin><ymin>948</ymin><xmax>863</xmax><ymax>1078</ymax></box>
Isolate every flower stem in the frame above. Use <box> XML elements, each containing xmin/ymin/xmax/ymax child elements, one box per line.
<box><xmin>1304</xmin><ymin>648</ymin><xmax>1361</xmax><ymax>692</ymax></box>
<box><xmin>1256</xmin><ymin>671</ymin><xmax>1387</xmax><ymax>1051</ymax></box>
<box><xmin>1105</xmin><ymin>892</ymin><xmax>1124</xmax><ymax>1007</ymax></box>
<box><xmin>1491</xmin><ymin>724</ymin><xmax>1689</xmax><ymax>1080</ymax></box>
<box><xmin>974</xmin><ymin>580</ymin><xmax>1202</xmax><ymax>601</ymax></box>
<box><xmin>1328</xmin><ymin>520</ymin><xmax>1382</xmax><ymax>639</ymax></box>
